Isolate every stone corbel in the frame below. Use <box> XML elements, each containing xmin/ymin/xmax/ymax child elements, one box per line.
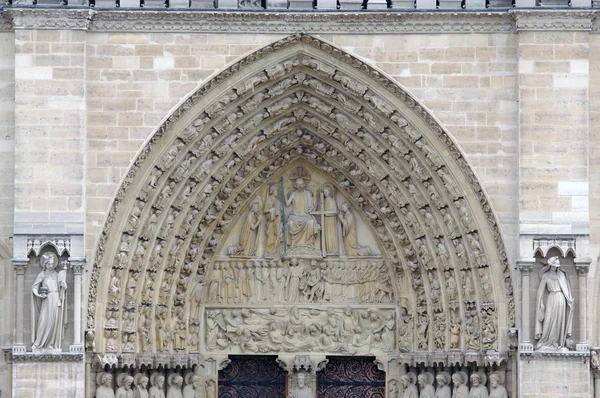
<box><xmin>517</xmin><ymin>259</ymin><xmax>535</xmax><ymax>352</ymax></box>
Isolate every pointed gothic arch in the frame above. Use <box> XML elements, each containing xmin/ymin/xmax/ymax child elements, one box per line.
<box><xmin>88</xmin><ymin>34</ymin><xmax>515</xmax><ymax>365</ymax></box>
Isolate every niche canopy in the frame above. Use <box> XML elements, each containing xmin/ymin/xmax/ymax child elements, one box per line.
<box><xmin>89</xmin><ymin>34</ymin><xmax>515</xmax><ymax>363</ymax></box>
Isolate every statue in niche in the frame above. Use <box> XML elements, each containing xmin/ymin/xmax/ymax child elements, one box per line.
<box><xmin>205</xmin><ymin>379</ymin><xmax>216</xmax><ymax>398</ymax></box>
<box><xmin>338</xmin><ymin>202</ymin><xmax>372</xmax><ymax>256</ymax></box>
<box><xmin>289</xmin><ymin>371</ymin><xmax>313</xmax><ymax>398</ymax></box>
<box><xmin>535</xmin><ymin>256</ymin><xmax>573</xmax><ymax>350</ymax></box>
<box><xmin>468</xmin><ymin>373</ymin><xmax>488</xmax><ymax>398</ymax></box>
<box><xmin>149</xmin><ymin>373</ymin><xmax>166</xmax><ymax>398</ymax></box>
<box><xmin>207</xmin><ymin>263</ymin><xmax>221</xmax><ymax>302</ymax></box>
<box><xmin>435</xmin><ymin>372</ymin><xmax>451</xmax><ymax>398</ymax></box>
<box><xmin>31</xmin><ymin>252</ymin><xmax>67</xmax><ymax>350</ymax></box>
<box><xmin>400</xmin><ymin>372</ymin><xmax>418</xmax><ymax>398</ymax></box>
<box><xmin>322</xmin><ymin>184</ymin><xmax>339</xmax><ymax>256</ymax></box>
<box><xmin>418</xmin><ymin>372</ymin><xmax>435</xmax><ymax>398</ymax></box>
<box><xmin>451</xmin><ymin>372</ymin><xmax>469</xmax><ymax>398</ymax></box>
<box><xmin>167</xmin><ymin>374</ymin><xmax>184</xmax><ymax>398</ymax></box>
<box><xmin>96</xmin><ymin>372</ymin><xmax>116</xmax><ymax>398</ymax></box>
<box><xmin>285</xmin><ymin>174</ymin><xmax>319</xmax><ymax>251</ymax></box>
<box><xmin>488</xmin><ymin>373</ymin><xmax>508</xmax><ymax>398</ymax></box>
<box><xmin>116</xmin><ymin>373</ymin><xmax>135</xmax><ymax>398</ymax></box>
<box><xmin>264</xmin><ymin>184</ymin><xmax>283</xmax><ymax>258</ymax></box>
<box><xmin>230</xmin><ymin>199</ymin><xmax>263</xmax><ymax>256</ymax></box>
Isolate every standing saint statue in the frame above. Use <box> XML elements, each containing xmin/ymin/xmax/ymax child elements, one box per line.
<box><xmin>264</xmin><ymin>184</ymin><xmax>282</xmax><ymax>257</ymax></box>
<box><xmin>32</xmin><ymin>252</ymin><xmax>67</xmax><ymax>350</ymax></box>
<box><xmin>338</xmin><ymin>202</ymin><xmax>372</xmax><ymax>257</ymax></box>
<box><xmin>285</xmin><ymin>177</ymin><xmax>319</xmax><ymax>249</ymax></box>
<box><xmin>535</xmin><ymin>256</ymin><xmax>573</xmax><ymax>350</ymax></box>
<box><xmin>322</xmin><ymin>184</ymin><xmax>339</xmax><ymax>256</ymax></box>
<box><xmin>233</xmin><ymin>199</ymin><xmax>263</xmax><ymax>256</ymax></box>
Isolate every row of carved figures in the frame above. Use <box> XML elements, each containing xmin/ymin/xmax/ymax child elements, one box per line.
<box><xmin>95</xmin><ymin>371</ymin><xmax>216</xmax><ymax>398</ymax></box>
<box><xmin>207</xmin><ymin>259</ymin><xmax>392</xmax><ymax>304</ymax></box>
<box><xmin>390</xmin><ymin>371</ymin><xmax>508</xmax><ymax>398</ymax></box>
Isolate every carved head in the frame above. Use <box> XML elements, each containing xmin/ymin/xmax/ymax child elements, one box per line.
<box><xmin>296</xmin><ymin>371</ymin><xmax>308</xmax><ymax>388</ymax></box>
<box><xmin>41</xmin><ymin>252</ymin><xmax>58</xmax><ymax>270</ymax></box>
<box><xmin>124</xmin><ymin>375</ymin><xmax>134</xmax><ymax>390</ymax></box>
<box><xmin>548</xmin><ymin>256</ymin><xmax>561</xmax><ymax>268</ymax></box>
<box><xmin>470</xmin><ymin>374</ymin><xmax>481</xmax><ymax>386</ymax></box>
<box><xmin>294</xmin><ymin>178</ymin><xmax>305</xmax><ymax>189</ymax></box>
<box><xmin>136</xmin><ymin>375</ymin><xmax>149</xmax><ymax>389</ymax></box>
<box><xmin>269</xmin><ymin>184</ymin><xmax>278</xmax><ymax>195</ymax></box>
<box><xmin>101</xmin><ymin>373</ymin><xmax>113</xmax><ymax>387</ymax></box>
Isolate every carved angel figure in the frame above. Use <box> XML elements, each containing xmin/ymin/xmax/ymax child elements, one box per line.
<box><xmin>31</xmin><ymin>252</ymin><xmax>67</xmax><ymax>350</ymax></box>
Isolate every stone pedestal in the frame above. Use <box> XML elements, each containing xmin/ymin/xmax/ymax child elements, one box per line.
<box><xmin>169</xmin><ymin>0</ymin><xmax>191</xmax><ymax>6</ymax></box>
<box><xmin>315</xmin><ymin>0</ymin><xmax>336</xmax><ymax>8</ymax></box>
<box><xmin>118</xmin><ymin>0</ymin><xmax>141</xmax><ymax>7</ymax></box>
<box><xmin>366</xmin><ymin>0</ymin><xmax>388</xmax><ymax>8</ymax></box>
<box><xmin>338</xmin><ymin>0</ymin><xmax>361</xmax><ymax>8</ymax></box>
<box><xmin>216</xmin><ymin>0</ymin><xmax>237</xmax><ymax>7</ymax></box>
<box><xmin>12</xmin><ymin>355</ymin><xmax>85</xmax><ymax>398</ymax></box>
<box><xmin>267</xmin><ymin>0</ymin><xmax>289</xmax><ymax>7</ymax></box>
<box><xmin>519</xmin><ymin>352</ymin><xmax>591</xmax><ymax>397</ymax></box>
<box><xmin>288</xmin><ymin>0</ymin><xmax>313</xmax><ymax>8</ymax></box>
<box><xmin>190</xmin><ymin>0</ymin><xmax>215</xmax><ymax>7</ymax></box>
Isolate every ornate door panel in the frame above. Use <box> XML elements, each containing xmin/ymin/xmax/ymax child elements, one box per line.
<box><xmin>219</xmin><ymin>355</ymin><xmax>287</xmax><ymax>398</ymax></box>
<box><xmin>317</xmin><ymin>357</ymin><xmax>385</xmax><ymax>398</ymax></box>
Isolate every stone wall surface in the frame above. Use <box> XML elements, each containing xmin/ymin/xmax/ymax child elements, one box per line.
<box><xmin>0</xmin><ymin>10</ymin><xmax>598</xmax><ymax>398</ymax></box>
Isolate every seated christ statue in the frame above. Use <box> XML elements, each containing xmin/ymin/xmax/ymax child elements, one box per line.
<box><xmin>285</xmin><ymin>178</ymin><xmax>319</xmax><ymax>249</ymax></box>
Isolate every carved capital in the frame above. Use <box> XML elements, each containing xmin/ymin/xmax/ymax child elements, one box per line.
<box><xmin>70</xmin><ymin>258</ymin><xmax>87</xmax><ymax>275</ymax></box>
<box><xmin>12</xmin><ymin>259</ymin><xmax>28</xmax><ymax>275</ymax></box>
<box><xmin>517</xmin><ymin>259</ymin><xmax>535</xmax><ymax>275</ymax></box>
<box><xmin>575</xmin><ymin>257</ymin><xmax>592</xmax><ymax>275</ymax></box>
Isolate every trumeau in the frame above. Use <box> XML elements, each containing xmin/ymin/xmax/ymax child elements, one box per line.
<box><xmin>85</xmin><ymin>33</ymin><xmax>515</xmax><ymax>367</ymax></box>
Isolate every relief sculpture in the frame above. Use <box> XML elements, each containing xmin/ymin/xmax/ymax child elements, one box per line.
<box><xmin>205</xmin><ymin>307</ymin><xmax>395</xmax><ymax>355</ymax></box>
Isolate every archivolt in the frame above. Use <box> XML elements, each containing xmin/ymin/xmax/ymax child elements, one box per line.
<box><xmin>88</xmin><ymin>34</ymin><xmax>515</xmax><ymax>361</ymax></box>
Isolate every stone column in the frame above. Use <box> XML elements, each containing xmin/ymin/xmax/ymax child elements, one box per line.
<box><xmin>575</xmin><ymin>258</ymin><xmax>591</xmax><ymax>351</ymax></box>
<box><xmin>517</xmin><ymin>259</ymin><xmax>534</xmax><ymax>351</ymax></box>
<box><xmin>70</xmin><ymin>258</ymin><xmax>86</xmax><ymax>353</ymax></box>
<box><xmin>12</xmin><ymin>259</ymin><xmax>28</xmax><ymax>354</ymax></box>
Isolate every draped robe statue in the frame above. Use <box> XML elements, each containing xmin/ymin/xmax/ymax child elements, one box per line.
<box><xmin>338</xmin><ymin>202</ymin><xmax>372</xmax><ymax>256</ymax></box>
<box><xmin>237</xmin><ymin>201</ymin><xmax>262</xmax><ymax>256</ymax></box>
<box><xmin>32</xmin><ymin>252</ymin><xmax>67</xmax><ymax>350</ymax></box>
<box><xmin>289</xmin><ymin>372</ymin><xmax>313</xmax><ymax>398</ymax></box>
<box><xmin>322</xmin><ymin>186</ymin><xmax>339</xmax><ymax>255</ymax></box>
<box><xmin>535</xmin><ymin>256</ymin><xmax>573</xmax><ymax>350</ymax></box>
<box><xmin>264</xmin><ymin>184</ymin><xmax>282</xmax><ymax>257</ymax></box>
<box><xmin>285</xmin><ymin>178</ymin><xmax>319</xmax><ymax>249</ymax></box>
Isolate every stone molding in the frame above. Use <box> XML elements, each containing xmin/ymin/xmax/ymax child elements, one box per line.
<box><xmin>510</xmin><ymin>9</ymin><xmax>595</xmax><ymax>31</ymax></box>
<box><xmin>12</xmin><ymin>352</ymin><xmax>84</xmax><ymax>362</ymax></box>
<box><xmin>519</xmin><ymin>350</ymin><xmax>590</xmax><ymax>360</ymax></box>
<box><xmin>0</xmin><ymin>7</ymin><xmax>597</xmax><ymax>33</ymax></box>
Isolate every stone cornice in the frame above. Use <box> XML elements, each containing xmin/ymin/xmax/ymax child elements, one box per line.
<box><xmin>509</xmin><ymin>9</ymin><xmax>595</xmax><ymax>31</ymax></box>
<box><xmin>1</xmin><ymin>8</ymin><xmax>600</xmax><ymax>33</ymax></box>
<box><xmin>12</xmin><ymin>352</ymin><xmax>84</xmax><ymax>362</ymax></box>
<box><xmin>520</xmin><ymin>350</ymin><xmax>590</xmax><ymax>360</ymax></box>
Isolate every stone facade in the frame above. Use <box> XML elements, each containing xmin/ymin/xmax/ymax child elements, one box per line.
<box><xmin>0</xmin><ymin>7</ymin><xmax>599</xmax><ymax>398</ymax></box>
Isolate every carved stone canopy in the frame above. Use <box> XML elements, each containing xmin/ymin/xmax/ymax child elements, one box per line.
<box><xmin>88</xmin><ymin>34</ymin><xmax>514</xmax><ymax>361</ymax></box>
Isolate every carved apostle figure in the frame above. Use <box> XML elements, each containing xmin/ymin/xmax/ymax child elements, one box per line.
<box><xmin>285</xmin><ymin>177</ymin><xmax>319</xmax><ymax>249</ymax></box>
<box><xmin>289</xmin><ymin>371</ymin><xmax>313</xmax><ymax>398</ymax></box>
<box><xmin>183</xmin><ymin>373</ymin><xmax>202</xmax><ymax>398</ymax></box>
<box><xmin>418</xmin><ymin>373</ymin><xmax>435</xmax><ymax>398</ymax></box>
<box><xmin>149</xmin><ymin>373</ymin><xmax>166</xmax><ymax>398</ymax></box>
<box><xmin>468</xmin><ymin>373</ymin><xmax>488</xmax><ymax>398</ymax></box>
<box><xmin>338</xmin><ymin>202</ymin><xmax>372</xmax><ymax>257</ymax></box>
<box><xmin>434</xmin><ymin>372</ymin><xmax>451</xmax><ymax>398</ymax></box>
<box><xmin>452</xmin><ymin>372</ymin><xmax>469</xmax><ymax>398</ymax></box>
<box><xmin>167</xmin><ymin>374</ymin><xmax>184</xmax><ymax>398</ymax></box>
<box><xmin>134</xmin><ymin>374</ymin><xmax>150</xmax><ymax>398</ymax></box>
<box><xmin>400</xmin><ymin>372</ymin><xmax>418</xmax><ymax>398</ymax></box>
<box><xmin>488</xmin><ymin>373</ymin><xmax>508</xmax><ymax>398</ymax></box>
<box><xmin>116</xmin><ymin>374</ymin><xmax>135</xmax><ymax>398</ymax></box>
<box><xmin>97</xmin><ymin>372</ymin><xmax>116</xmax><ymax>398</ymax></box>
<box><xmin>264</xmin><ymin>184</ymin><xmax>282</xmax><ymax>257</ymax></box>
<box><xmin>535</xmin><ymin>256</ymin><xmax>573</xmax><ymax>350</ymax></box>
<box><xmin>31</xmin><ymin>252</ymin><xmax>67</xmax><ymax>350</ymax></box>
